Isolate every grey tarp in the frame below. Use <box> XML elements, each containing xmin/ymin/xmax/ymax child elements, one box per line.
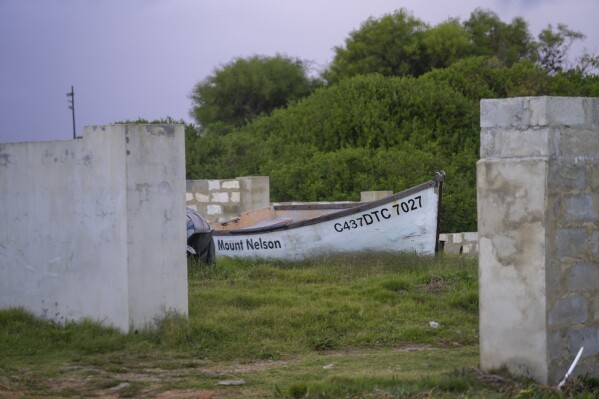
<box><xmin>186</xmin><ymin>208</ymin><xmax>216</xmax><ymax>264</ymax></box>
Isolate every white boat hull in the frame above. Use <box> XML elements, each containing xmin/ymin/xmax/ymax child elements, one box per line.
<box><xmin>213</xmin><ymin>178</ymin><xmax>442</xmax><ymax>260</ymax></box>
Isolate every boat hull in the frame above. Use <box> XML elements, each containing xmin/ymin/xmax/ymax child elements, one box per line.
<box><xmin>213</xmin><ymin>180</ymin><xmax>441</xmax><ymax>260</ymax></box>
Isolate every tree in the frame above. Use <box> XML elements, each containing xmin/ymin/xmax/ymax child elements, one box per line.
<box><xmin>323</xmin><ymin>8</ymin><xmax>536</xmax><ymax>84</ymax></box>
<box><xmin>190</xmin><ymin>54</ymin><xmax>320</xmax><ymax>133</ymax></box>
<box><xmin>421</xmin><ymin>19</ymin><xmax>471</xmax><ymax>70</ymax></box>
<box><xmin>463</xmin><ymin>9</ymin><xmax>534</xmax><ymax>66</ymax></box>
<box><xmin>536</xmin><ymin>23</ymin><xmax>599</xmax><ymax>75</ymax></box>
<box><xmin>322</xmin><ymin>9</ymin><xmax>428</xmax><ymax>83</ymax></box>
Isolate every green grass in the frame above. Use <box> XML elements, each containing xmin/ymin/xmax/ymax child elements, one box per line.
<box><xmin>183</xmin><ymin>252</ymin><xmax>479</xmax><ymax>361</ymax></box>
<box><xmin>0</xmin><ymin>252</ymin><xmax>597</xmax><ymax>398</ymax></box>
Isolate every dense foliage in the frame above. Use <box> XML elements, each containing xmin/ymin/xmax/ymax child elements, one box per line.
<box><xmin>186</xmin><ymin>56</ymin><xmax>599</xmax><ymax>232</ymax></box>
<box><xmin>190</xmin><ymin>54</ymin><xmax>321</xmax><ymax>134</ymax></box>
<box><xmin>183</xmin><ymin>8</ymin><xmax>599</xmax><ymax>232</ymax></box>
<box><xmin>323</xmin><ymin>8</ymin><xmax>598</xmax><ymax>83</ymax></box>
<box><xmin>323</xmin><ymin>8</ymin><xmax>536</xmax><ymax>83</ymax></box>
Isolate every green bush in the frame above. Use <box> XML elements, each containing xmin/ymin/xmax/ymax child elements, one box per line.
<box><xmin>186</xmin><ymin>57</ymin><xmax>599</xmax><ymax>232</ymax></box>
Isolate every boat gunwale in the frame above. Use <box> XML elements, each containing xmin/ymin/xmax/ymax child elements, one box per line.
<box><xmin>274</xmin><ymin>202</ymin><xmax>361</xmax><ymax>211</ymax></box>
<box><xmin>213</xmin><ymin>179</ymin><xmax>437</xmax><ymax>236</ymax></box>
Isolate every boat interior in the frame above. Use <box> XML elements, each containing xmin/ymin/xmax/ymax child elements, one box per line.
<box><xmin>209</xmin><ymin>203</ymin><xmax>362</xmax><ymax>232</ymax></box>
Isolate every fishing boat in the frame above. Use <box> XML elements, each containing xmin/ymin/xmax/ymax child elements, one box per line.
<box><xmin>205</xmin><ymin>172</ymin><xmax>445</xmax><ymax>260</ymax></box>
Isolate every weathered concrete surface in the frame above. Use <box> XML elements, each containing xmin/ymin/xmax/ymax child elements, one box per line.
<box><xmin>0</xmin><ymin>125</ymin><xmax>187</xmax><ymax>332</ymax></box>
<box><xmin>186</xmin><ymin>176</ymin><xmax>269</xmax><ymax>222</ymax></box>
<box><xmin>116</xmin><ymin>124</ymin><xmax>188</xmax><ymax>330</ymax></box>
<box><xmin>478</xmin><ymin>160</ymin><xmax>549</xmax><ymax>381</ymax></box>
<box><xmin>478</xmin><ymin>97</ymin><xmax>599</xmax><ymax>384</ymax></box>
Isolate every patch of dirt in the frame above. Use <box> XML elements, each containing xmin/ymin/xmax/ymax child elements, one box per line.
<box><xmin>1</xmin><ymin>358</ymin><xmax>293</xmax><ymax>398</ymax></box>
<box><xmin>326</xmin><ymin>344</ymin><xmax>434</xmax><ymax>357</ymax></box>
<box><xmin>213</xmin><ymin>359</ymin><xmax>293</xmax><ymax>373</ymax></box>
<box><xmin>151</xmin><ymin>389</ymin><xmax>225</xmax><ymax>399</ymax></box>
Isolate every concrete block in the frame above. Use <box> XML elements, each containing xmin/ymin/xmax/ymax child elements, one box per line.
<box><xmin>463</xmin><ymin>232</ymin><xmax>478</xmax><ymax>242</ymax></box>
<box><xmin>554</xmin><ymin>228</ymin><xmax>588</xmax><ymax>258</ymax></box>
<box><xmin>548</xmin><ymin>296</ymin><xmax>588</xmax><ymax>325</ymax></box>
<box><xmin>481</xmin><ymin>97</ymin><xmax>599</xmax><ymax>130</ymax></box>
<box><xmin>558</xmin><ymin>128</ymin><xmax>599</xmax><ymax>159</ymax></box>
<box><xmin>222</xmin><ymin>180</ymin><xmax>240</xmax><ymax>189</ymax></box>
<box><xmin>195</xmin><ymin>193</ymin><xmax>210</xmax><ymax>202</ymax></box>
<box><xmin>480</xmin><ymin>128</ymin><xmax>553</xmax><ymax>159</ymax></box>
<box><xmin>231</xmin><ymin>192</ymin><xmax>240</xmax><ymax>203</ymax></box>
<box><xmin>480</xmin><ymin>98</ymin><xmax>526</xmax><ymax>128</ymax></box>
<box><xmin>186</xmin><ymin>180</ymin><xmax>208</xmax><ymax>192</ymax></box>
<box><xmin>547</xmin><ymin>162</ymin><xmax>587</xmax><ymax>191</ymax></box>
<box><xmin>443</xmin><ymin>243</ymin><xmax>463</xmax><ymax>254</ymax></box>
<box><xmin>567</xmin><ymin>262</ymin><xmax>599</xmax><ymax>291</ymax></box>
<box><xmin>542</xmin><ymin>97</ymin><xmax>588</xmax><ymax>127</ymax></box>
<box><xmin>211</xmin><ymin>192</ymin><xmax>229</xmax><ymax>203</ymax></box>
<box><xmin>567</xmin><ymin>327</ymin><xmax>599</xmax><ymax>359</ymax></box>
<box><xmin>186</xmin><ymin>192</ymin><xmax>193</xmax><ymax>202</ymax></box>
<box><xmin>564</xmin><ymin>194</ymin><xmax>598</xmax><ymax>223</ymax></box>
<box><xmin>208</xmin><ymin>180</ymin><xmax>220</xmax><ymax>190</ymax></box>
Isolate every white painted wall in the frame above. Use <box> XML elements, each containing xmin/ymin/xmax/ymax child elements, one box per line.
<box><xmin>0</xmin><ymin>124</ymin><xmax>187</xmax><ymax>332</ymax></box>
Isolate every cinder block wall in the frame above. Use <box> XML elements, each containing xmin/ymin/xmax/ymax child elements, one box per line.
<box><xmin>478</xmin><ymin>97</ymin><xmax>599</xmax><ymax>384</ymax></box>
<box><xmin>187</xmin><ymin>183</ymin><xmax>408</xmax><ymax>223</ymax></box>
<box><xmin>438</xmin><ymin>232</ymin><xmax>478</xmax><ymax>255</ymax></box>
<box><xmin>0</xmin><ymin>124</ymin><xmax>187</xmax><ymax>332</ymax></box>
<box><xmin>186</xmin><ymin>176</ymin><xmax>270</xmax><ymax>222</ymax></box>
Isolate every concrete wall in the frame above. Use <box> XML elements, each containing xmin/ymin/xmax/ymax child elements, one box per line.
<box><xmin>438</xmin><ymin>232</ymin><xmax>478</xmax><ymax>255</ymax></box>
<box><xmin>0</xmin><ymin>124</ymin><xmax>187</xmax><ymax>332</ymax></box>
<box><xmin>186</xmin><ymin>176</ymin><xmax>270</xmax><ymax>222</ymax></box>
<box><xmin>478</xmin><ymin>97</ymin><xmax>599</xmax><ymax>384</ymax></box>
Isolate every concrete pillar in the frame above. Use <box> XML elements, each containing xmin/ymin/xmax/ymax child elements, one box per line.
<box><xmin>117</xmin><ymin>124</ymin><xmax>188</xmax><ymax>330</ymax></box>
<box><xmin>237</xmin><ymin>176</ymin><xmax>269</xmax><ymax>212</ymax></box>
<box><xmin>478</xmin><ymin>97</ymin><xmax>599</xmax><ymax>383</ymax></box>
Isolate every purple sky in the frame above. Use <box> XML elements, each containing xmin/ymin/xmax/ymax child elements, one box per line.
<box><xmin>1</xmin><ymin>0</ymin><xmax>598</xmax><ymax>143</ymax></box>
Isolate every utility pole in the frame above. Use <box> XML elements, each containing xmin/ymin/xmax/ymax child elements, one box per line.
<box><xmin>67</xmin><ymin>85</ymin><xmax>76</xmax><ymax>139</ymax></box>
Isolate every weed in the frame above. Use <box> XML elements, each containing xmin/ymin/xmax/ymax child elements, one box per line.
<box><xmin>309</xmin><ymin>333</ymin><xmax>339</xmax><ymax>351</ymax></box>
